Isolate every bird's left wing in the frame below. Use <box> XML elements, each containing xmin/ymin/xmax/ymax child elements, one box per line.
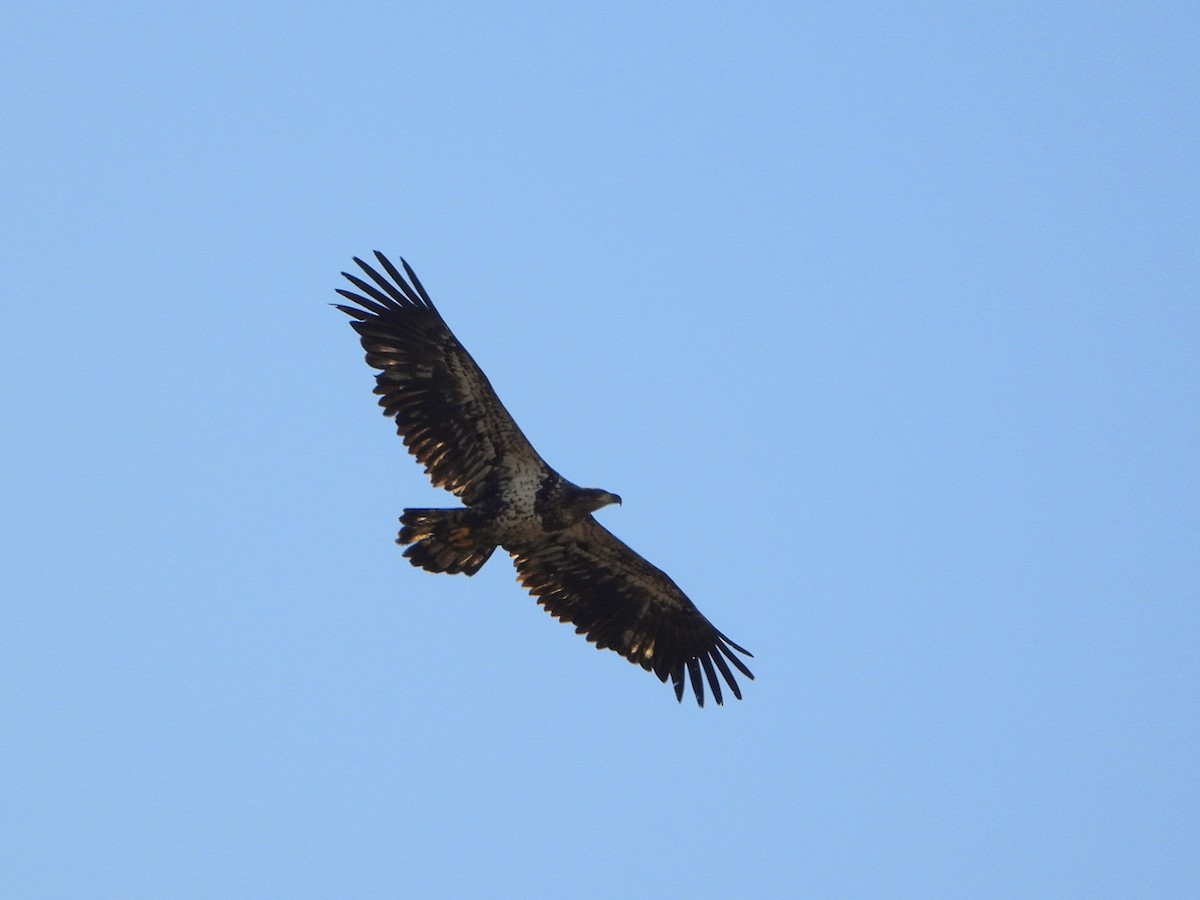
<box><xmin>508</xmin><ymin>517</ymin><xmax>754</xmax><ymax>706</ymax></box>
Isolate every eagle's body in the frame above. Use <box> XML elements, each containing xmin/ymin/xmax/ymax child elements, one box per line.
<box><xmin>337</xmin><ymin>252</ymin><xmax>753</xmax><ymax>706</ymax></box>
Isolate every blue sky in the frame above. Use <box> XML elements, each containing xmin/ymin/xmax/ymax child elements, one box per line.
<box><xmin>3</xmin><ymin>2</ymin><xmax>1197</xmax><ymax>897</ymax></box>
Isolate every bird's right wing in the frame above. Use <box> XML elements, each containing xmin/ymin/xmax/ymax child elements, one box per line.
<box><xmin>336</xmin><ymin>252</ymin><xmax>546</xmax><ymax>505</ymax></box>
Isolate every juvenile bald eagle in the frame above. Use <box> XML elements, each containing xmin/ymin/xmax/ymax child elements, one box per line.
<box><xmin>336</xmin><ymin>253</ymin><xmax>753</xmax><ymax>706</ymax></box>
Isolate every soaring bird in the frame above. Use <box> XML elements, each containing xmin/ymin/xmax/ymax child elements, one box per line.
<box><xmin>336</xmin><ymin>253</ymin><xmax>753</xmax><ymax>705</ymax></box>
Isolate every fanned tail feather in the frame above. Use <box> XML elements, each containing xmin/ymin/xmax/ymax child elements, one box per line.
<box><xmin>398</xmin><ymin>508</ymin><xmax>496</xmax><ymax>576</ymax></box>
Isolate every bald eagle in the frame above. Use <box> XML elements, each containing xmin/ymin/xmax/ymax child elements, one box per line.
<box><xmin>336</xmin><ymin>253</ymin><xmax>753</xmax><ymax>706</ymax></box>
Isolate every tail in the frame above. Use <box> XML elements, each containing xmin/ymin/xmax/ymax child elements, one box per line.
<box><xmin>397</xmin><ymin>508</ymin><xmax>496</xmax><ymax>576</ymax></box>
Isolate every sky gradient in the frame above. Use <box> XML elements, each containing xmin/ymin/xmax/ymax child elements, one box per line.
<box><xmin>3</xmin><ymin>3</ymin><xmax>1198</xmax><ymax>897</ymax></box>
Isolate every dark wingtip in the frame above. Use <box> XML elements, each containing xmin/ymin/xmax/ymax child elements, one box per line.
<box><xmin>399</xmin><ymin>257</ymin><xmax>435</xmax><ymax>307</ymax></box>
<box><xmin>716</xmin><ymin>629</ymin><xmax>754</xmax><ymax>658</ymax></box>
<box><xmin>333</xmin><ymin>302</ymin><xmax>372</xmax><ymax>321</ymax></box>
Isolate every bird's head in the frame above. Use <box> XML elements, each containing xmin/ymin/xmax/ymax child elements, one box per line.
<box><xmin>576</xmin><ymin>487</ymin><xmax>622</xmax><ymax>514</ymax></box>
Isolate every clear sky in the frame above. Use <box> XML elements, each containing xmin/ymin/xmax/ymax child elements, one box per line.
<box><xmin>3</xmin><ymin>2</ymin><xmax>1197</xmax><ymax>897</ymax></box>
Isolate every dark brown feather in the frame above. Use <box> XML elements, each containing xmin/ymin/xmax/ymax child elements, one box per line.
<box><xmin>507</xmin><ymin>517</ymin><xmax>754</xmax><ymax>707</ymax></box>
<box><xmin>336</xmin><ymin>252</ymin><xmax>545</xmax><ymax>504</ymax></box>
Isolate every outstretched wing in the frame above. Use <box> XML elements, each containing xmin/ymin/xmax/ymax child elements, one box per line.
<box><xmin>508</xmin><ymin>518</ymin><xmax>754</xmax><ymax>707</ymax></box>
<box><xmin>336</xmin><ymin>252</ymin><xmax>545</xmax><ymax>504</ymax></box>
